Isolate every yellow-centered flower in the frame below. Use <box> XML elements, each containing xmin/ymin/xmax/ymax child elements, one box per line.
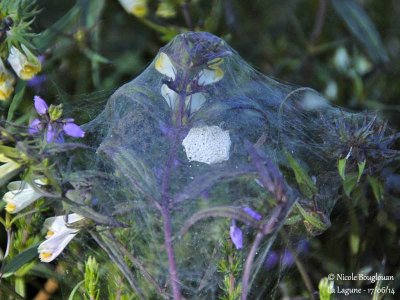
<box><xmin>155</xmin><ymin>52</ymin><xmax>176</xmax><ymax>80</ymax></box>
<box><xmin>43</xmin><ymin>213</ymin><xmax>84</xmax><ymax>239</ymax></box>
<box><xmin>118</xmin><ymin>0</ymin><xmax>148</xmax><ymax>18</ymax></box>
<box><xmin>197</xmin><ymin>67</ymin><xmax>224</xmax><ymax>86</ymax></box>
<box><xmin>8</xmin><ymin>44</ymin><xmax>41</xmax><ymax>80</ymax></box>
<box><xmin>2</xmin><ymin>180</ymin><xmax>43</xmax><ymax>213</ymax></box>
<box><xmin>0</xmin><ymin>59</ymin><xmax>15</xmax><ymax>101</ymax></box>
<box><xmin>38</xmin><ymin>213</ymin><xmax>84</xmax><ymax>263</ymax></box>
<box><xmin>154</xmin><ymin>53</ymin><xmax>225</xmax><ymax>115</ymax></box>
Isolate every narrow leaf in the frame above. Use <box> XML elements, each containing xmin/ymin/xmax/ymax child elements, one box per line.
<box><xmin>6</xmin><ymin>81</ymin><xmax>26</xmax><ymax>122</ymax></box>
<box><xmin>2</xmin><ymin>244</ymin><xmax>39</xmax><ymax>276</ymax></box>
<box><xmin>286</xmin><ymin>152</ymin><xmax>317</xmax><ymax>198</ymax></box>
<box><xmin>67</xmin><ymin>280</ymin><xmax>84</xmax><ymax>300</ymax></box>
<box><xmin>34</xmin><ymin>5</ymin><xmax>80</xmax><ymax>49</ymax></box>
<box><xmin>343</xmin><ymin>174</ymin><xmax>358</xmax><ymax>196</ymax></box>
<box><xmin>295</xmin><ymin>203</ymin><xmax>329</xmax><ymax>231</ymax></box>
<box><xmin>367</xmin><ymin>175</ymin><xmax>384</xmax><ymax>203</ymax></box>
<box><xmin>332</xmin><ymin>0</ymin><xmax>389</xmax><ymax>64</ymax></box>
<box><xmin>338</xmin><ymin>158</ymin><xmax>347</xmax><ymax>180</ymax></box>
<box><xmin>357</xmin><ymin>160</ymin><xmax>366</xmax><ymax>183</ymax></box>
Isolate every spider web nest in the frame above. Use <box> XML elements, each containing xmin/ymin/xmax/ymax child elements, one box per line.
<box><xmin>58</xmin><ymin>32</ymin><xmax>396</xmax><ymax>299</ymax></box>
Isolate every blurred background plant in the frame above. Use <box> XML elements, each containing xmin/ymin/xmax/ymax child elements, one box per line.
<box><xmin>0</xmin><ymin>0</ymin><xmax>399</xmax><ymax>299</ymax></box>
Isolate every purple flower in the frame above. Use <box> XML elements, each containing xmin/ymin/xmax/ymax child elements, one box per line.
<box><xmin>28</xmin><ymin>75</ymin><xmax>47</xmax><ymax>91</ymax></box>
<box><xmin>28</xmin><ymin>118</ymin><xmax>42</xmax><ymax>134</ymax></box>
<box><xmin>63</xmin><ymin>121</ymin><xmax>85</xmax><ymax>138</ymax></box>
<box><xmin>243</xmin><ymin>207</ymin><xmax>262</xmax><ymax>221</ymax></box>
<box><xmin>265</xmin><ymin>250</ymin><xmax>279</xmax><ymax>270</ymax></box>
<box><xmin>281</xmin><ymin>249</ymin><xmax>295</xmax><ymax>267</ymax></box>
<box><xmin>34</xmin><ymin>95</ymin><xmax>48</xmax><ymax>115</ymax></box>
<box><xmin>29</xmin><ymin>95</ymin><xmax>85</xmax><ymax>143</ymax></box>
<box><xmin>230</xmin><ymin>224</ymin><xmax>243</xmax><ymax>250</ymax></box>
<box><xmin>46</xmin><ymin>124</ymin><xmax>58</xmax><ymax>143</ymax></box>
<box><xmin>296</xmin><ymin>239</ymin><xmax>309</xmax><ymax>254</ymax></box>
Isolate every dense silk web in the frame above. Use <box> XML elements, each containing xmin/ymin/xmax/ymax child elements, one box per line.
<box><xmin>62</xmin><ymin>32</ymin><xmax>395</xmax><ymax>299</ymax></box>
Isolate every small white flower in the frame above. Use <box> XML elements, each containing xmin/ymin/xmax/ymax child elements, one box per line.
<box><xmin>160</xmin><ymin>84</ymin><xmax>179</xmax><ymax>109</ymax></box>
<box><xmin>2</xmin><ymin>180</ymin><xmax>43</xmax><ymax>213</ymax></box>
<box><xmin>161</xmin><ymin>84</ymin><xmax>207</xmax><ymax>114</ymax></box>
<box><xmin>38</xmin><ymin>229</ymin><xmax>78</xmax><ymax>262</ymax></box>
<box><xmin>118</xmin><ymin>0</ymin><xmax>148</xmax><ymax>18</ymax></box>
<box><xmin>38</xmin><ymin>213</ymin><xmax>84</xmax><ymax>263</ymax></box>
<box><xmin>0</xmin><ymin>59</ymin><xmax>15</xmax><ymax>101</ymax></box>
<box><xmin>324</xmin><ymin>80</ymin><xmax>338</xmax><ymax>100</ymax></box>
<box><xmin>187</xmin><ymin>92</ymin><xmax>207</xmax><ymax>114</ymax></box>
<box><xmin>197</xmin><ymin>67</ymin><xmax>224</xmax><ymax>86</ymax></box>
<box><xmin>155</xmin><ymin>54</ymin><xmax>224</xmax><ymax>115</ymax></box>
<box><xmin>155</xmin><ymin>52</ymin><xmax>176</xmax><ymax>80</ymax></box>
<box><xmin>182</xmin><ymin>126</ymin><xmax>231</xmax><ymax>164</ymax></box>
<box><xmin>8</xmin><ymin>44</ymin><xmax>41</xmax><ymax>80</ymax></box>
<box><xmin>43</xmin><ymin>213</ymin><xmax>84</xmax><ymax>239</ymax></box>
<box><xmin>333</xmin><ymin>47</ymin><xmax>350</xmax><ymax>72</ymax></box>
<box><xmin>0</xmin><ymin>155</ymin><xmax>22</xmax><ymax>188</ymax></box>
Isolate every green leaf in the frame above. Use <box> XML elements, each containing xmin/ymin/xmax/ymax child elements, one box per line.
<box><xmin>0</xmin><ymin>146</ymin><xmax>21</xmax><ymax>159</ymax></box>
<box><xmin>2</xmin><ymin>244</ymin><xmax>39</xmax><ymax>277</ymax></box>
<box><xmin>48</xmin><ymin>104</ymin><xmax>63</xmax><ymax>121</ymax></box>
<box><xmin>295</xmin><ymin>203</ymin><xmax>329</xmax><ymax>231</ymax></box>
<box><xmin>332</xmin><ymin>0</ymin><xmax>389</xmax><ymax>64</ymax></box>
<box><xmin>34</xmin><ymin>5</ymin><xmax>80</xmax><ymax>49</ymax></box>
<box><xmin>80</xmin><ymin>0</ymin><xmax>105</xmax><ymax>27</ymax></box>
<box><xmin>6</xmin><ymin>81</ymin><xmax>26</xmax><ymax>122</ymax></box>
<box><xmin>350</xmin><ymin>233</ymin><xmax>360</xmax><ymax>255</ymax></box>
<box><xmin>343</xmin><ymin>173</ymin><xmax>358</xmax><ymax>196</ymax></box>
<box><xmin>357</xmin><ymin>160</ymin><xmax>366</xmax><ymax>183</ymax></box>
<box><xmin>367</xmin><ymin>176</ymin><xmax>384</xmax><ymax>203</ymax></box>
<box><xmin>81</xmin><ymin>47</ymin><xmax>110</xmax><ymax>64</ymax></box>
<box><xmin>286</xmin><ymin>151</ymin><xmax>317</xmax><ymax>198</ymax></box>
<box><xmin>338</xmin><ymin>158</ymin><xmax>347</xmax><ymax>180</ymax></box>
<box><xmin>68</xmin><ymin>280</ymin><xmax>85</xmax><ymax>300</ymax></box>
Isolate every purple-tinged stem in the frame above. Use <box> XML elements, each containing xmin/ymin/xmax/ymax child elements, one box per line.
<box><xmin>241</xmin><ymin>205</ymin><xmax>283</xmax><ymax>300</ymax></box>
<box><xmin>160</xmin><ymin>140</ymin><xmax>182</xmax><ymax>300</ymax></box>
<box><xmin>161</xmin><ymin>206</ymin><xmax>181</xmax><ymax>300</ymax></box>
<box><xmin>160</xmin><ymin>113</ymin><xmax>185</xmax><ymax>300</ymax></box>
<box><xmin>241</xmin><ymin>231</ymin><xmax>264</xmax><ymax>300</ymax></box>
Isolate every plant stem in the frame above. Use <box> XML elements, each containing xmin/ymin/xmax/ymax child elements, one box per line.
<box><xmin>240</xmin><ymin>231</ymin><xmax>264</xmax><ymax>300</ymax></box>
<box><xmin>280</xmin><ymin>231</ymin><xmax>315</xmax><ymax>300</ymax></box>
<box><xmin>160</xmin><ymin>134</ymin><xmax>182</xmax><ymax>300</ymax></box>
<box><xmin>161</xmin><ymin>206</ymin><xmax>181</xmax><ymax>300</ymax></box>
<box><xmin>241</xmin><ymin>202</ymin><xmax>290</xmax><ymax>299</ymax></box>
<box><xmin>181</xmin><ymin>2</ymin><xmax>193</xmax><ymax>30</ymax></box>
<box><xmin>0</xmin><ymin>215</ymin><xmax>13</xmax><ymax>283</ymax></box>
<box><xmin>157</xmin><ymin>84</ymin><xmax>190</xmax><ymax>300</ymax></box>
